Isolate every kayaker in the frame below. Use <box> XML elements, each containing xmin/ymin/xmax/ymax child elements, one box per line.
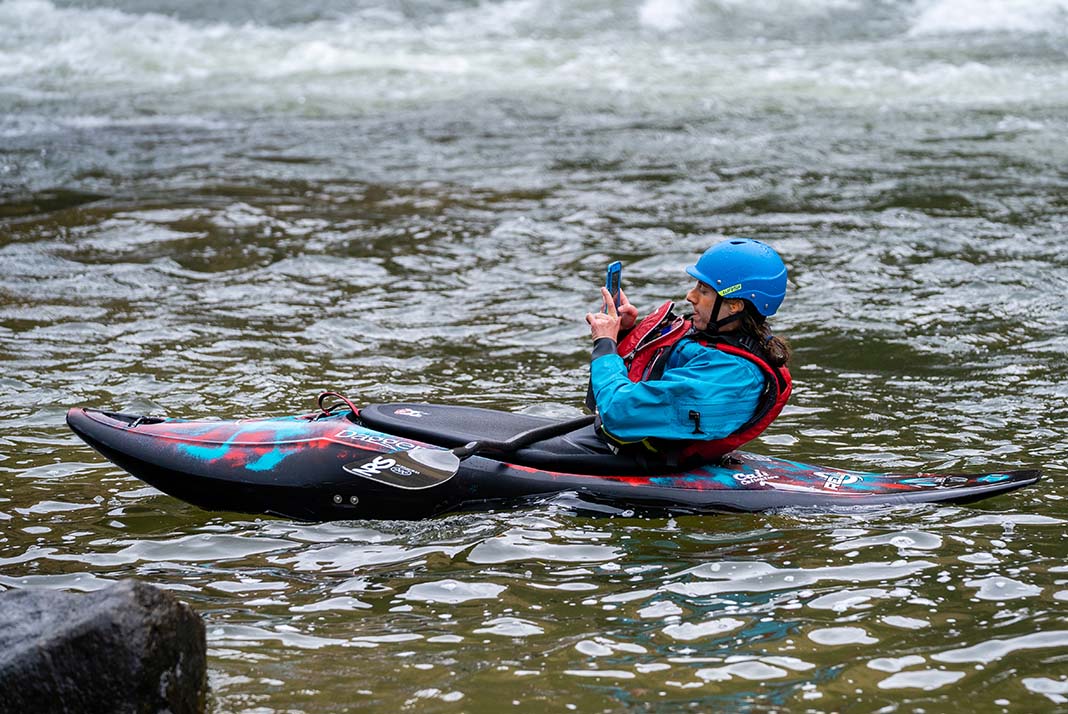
<box><xmin>580</xmin><ymin>238</ymin><xmax>792</xmax><ymax>466</ymax></box>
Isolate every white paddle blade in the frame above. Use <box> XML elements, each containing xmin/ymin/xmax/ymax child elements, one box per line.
<box><xmin>407</xmin><ymin>447</ymin><xmax>462</xmax><ymax>473</ymax></box>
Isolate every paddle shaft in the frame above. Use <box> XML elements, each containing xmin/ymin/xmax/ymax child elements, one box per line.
<box><xmin>340</xmin><ymin>413</ymin><xmax>598</xmax><ymax>490</ymax></box>
<box><xmin>453</xmin><ymin>414</ymin><xmax>596</xmax><ymax>459</ymax></box>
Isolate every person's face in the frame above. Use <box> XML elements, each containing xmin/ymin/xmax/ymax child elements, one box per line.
<box><xmin>686</xmin><ymin>281</ymin><xmax>740</xmax><ymax>331</ymax></box>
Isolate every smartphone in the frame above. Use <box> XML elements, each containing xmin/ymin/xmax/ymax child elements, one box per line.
<box><xmin>604</xmin><ymin>261</ymin><xmax>622</xmax><ymax>312</ymax></box>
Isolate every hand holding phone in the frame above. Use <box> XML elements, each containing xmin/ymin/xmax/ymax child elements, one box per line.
<box><xmin>604</xmin><ymin>261</ymin><xmax>622</xmax><ymax>313</ymax></box>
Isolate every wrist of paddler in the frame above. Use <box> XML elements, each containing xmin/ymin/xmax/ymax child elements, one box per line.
<box><xmin>591</xmin><ymin>337</ymin><xmax>616</xmax><ymax>361</ymax></box>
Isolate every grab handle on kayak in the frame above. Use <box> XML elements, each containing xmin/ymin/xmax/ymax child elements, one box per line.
<box><xmin>316</xmin><ymin>391</ymin><xmax>360</xmax><ymax>420</ymax></box>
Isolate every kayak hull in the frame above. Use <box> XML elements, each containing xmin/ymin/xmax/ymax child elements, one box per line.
<box><xmin>66</xmin><ymin>406</ymin><xmax>1042</xmax><ymax>521</ymax></box>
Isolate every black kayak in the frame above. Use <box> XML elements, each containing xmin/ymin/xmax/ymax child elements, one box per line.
<box><xmin>66</xmin><ymin>401</ymin><xmax>1042</xmax><ymax>521</ymax></box>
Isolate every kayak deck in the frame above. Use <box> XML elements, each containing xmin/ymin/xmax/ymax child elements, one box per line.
<box><xmin>65</xmin><ymin>403</ymin><xmax>1042</xmax><ymax>521</ymax></box>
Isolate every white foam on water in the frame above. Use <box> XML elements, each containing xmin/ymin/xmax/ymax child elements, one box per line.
<box><xmin>530</xmin><ymin>581</ymin><xmax>599</xmax><ymax>591</ymax></box>
<box><xmin>667</xmin><ymin>559</ymin><xmax>935</xmax><ymax>597</ymax></box>
<box><xmin>830</xmin><ymin>530</ymin><xmax>943</xmax><ymax>553</ymax></box>
<box><xmin>1023</xmin><ymin>678</ymin><xmax>1068</xmax><ymax>705</ymax></box>
<box><xmin>868</xmin><ymin>654</ymin><xmax>927</xmax><ymax>673</ymax></box>
<box><xmin>564</xmin><ymin>668</ymin><xmax>636</xmax><ymax>679</ymax></box>
<box><xmin>14</xmin><ymin>499</ymin><xmax>96</xmax><ymax>514</ymax></box>
<box><xmin>881</xmin><ymin>615</ymin><xmax>931</xmax><ymax>630</ymax></box>
<box><xmin>575</xmin><ymin>639</ymin><xmax>613</xmax><ymax>657</ymax></box>
<box><xmin>662</xmin><ymin>617</ymin><xmax>746</xmax><ymax>641</ymax></box>
<box><xmin>0</xmin><ymin>571</ymin><xmax>114</xmax><ymax>591</ymax></box>
<box><xmin>964</xmin><ymin>575</ymin><xmax>1043</xmax><ymax>601</ymax></box>
<box><xmin>207</xmin><ymin>579</ymin><xmax>289</xmax><ymax>593</ymax></box>
<box><xmin>44</xmin><ymin>533</ymin><xmax>296</xmax><ymax>567</ymax></box>
<box><xmin>400</xmin><ymin>578</ymin><xmax>506</xmax><ymax>604</ymax></box>
<box><xmin>638</xmin><ymin>600</ymin><xmax>683</xmax><ymax>618</ymax></box>
<box><xmin>959</xmin><ymin>552</ymin><xmax>1000</xmax><ymax>564</ymax></box>
<box><xmin>909</xmin><ymin>0</ymin><xmax>1068</xmax><ymax>36</ymax></box>
<box><xmin>808</xmin><ymin>626</ymin><xmax>879</xmax><ymax>645</ymax></box>
<box><xmin>2</xmin><ymin>0</ymin><xmax>1067</xmax><ymax>116</ymax></box>
<box><xmin>695</xmin><ymin>661</ymin><xmax>790</xmax><ymax>682</ymax></box>
<box><xmin>0</xmin><ymin>113</ymin><xmax>227</xmax><ymax>138</ymax></box>
<box><xmin>638</xmin><ymin>0</ymin><xmax>696</xmax><ymax>31</ymax></box>
<box><xmin>932</xmin><ymin>630</ymin><xmax>1068</xmax><ymax>664</ymax></box>
<box><xmin>467</xmin><ymin>529</ymin><xmax>621</xmax><ymax>564</ymax></box>
<box><xmin>807</xmin><ymin>587</ymin><xmax>889</xmax><ymax>612</ymax></box>
<box><xmin>472</xmin><ymin>616</ymin><xmax>543</xmax><ymax>636</ymax></box>
<box><xmin>575</xmin><ymin>637</ymin><xmax>646</xmax><ymax>656</ymax></box>
<box><xmin>208</xmin><ymin>623</ymin><xmax>352</xmax><ymax>650</ymax></box>
<box><xmin>949</xmin><ymin>513</ymin><xmax>1065</xmax><ymax>528</ymax></box>
<box><xmin>289</xmin><ymin>596</ymin><xmax>373</xmax><ymax>612</ymax></box>
<box><xmin>276</xmin><ymin>543</ymin><xmax>467</xmax><ymax>572</ymax></box>
<box><xmin>761</xmin><ymin>656</ymin><xmax>816</xmax><ymax>672</ymax></box>
<box><xmin>877</xmin><ymin>669</ymin><xmax>965</xmax><ymax>691</ymax></box>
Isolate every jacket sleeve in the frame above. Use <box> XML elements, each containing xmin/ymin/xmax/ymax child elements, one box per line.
<box><xmin>589</xmin><ymin>341</ymin><xmax>764</xmax><ymax>443</ymax></box>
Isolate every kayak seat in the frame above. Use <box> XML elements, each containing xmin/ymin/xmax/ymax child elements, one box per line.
<box><xmin>358</xmin><ymin>403</ymin><xmax>658</xmax><ymax>475</ymax></box>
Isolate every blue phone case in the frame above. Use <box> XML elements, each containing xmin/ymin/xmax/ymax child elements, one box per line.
<box><xmin>604</xmin><ymin>261</ymin><xmax>622</xmax><ymax>311</ymax></box>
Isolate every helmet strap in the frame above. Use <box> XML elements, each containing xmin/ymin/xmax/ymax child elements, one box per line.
<box><xmin>699</xmin><ymin>294</ymin><xmax>743</xmax><ymax>335</ymax></box>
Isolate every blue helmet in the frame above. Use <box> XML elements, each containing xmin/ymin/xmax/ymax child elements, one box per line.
<box><xmin>686</xmin><ymin>238</ymin><xmax>788</xmax><ymax>317</ymax></box>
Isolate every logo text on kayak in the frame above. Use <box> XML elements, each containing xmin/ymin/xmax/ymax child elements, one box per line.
<box><xmin>819</xmin><ymin>472</ymin><xmax>862</xmax><ymax>490</ymax></box>
<box><xmin>344</xmin><ymin>456</ymin><xmax>417</xmax><ymax>479</ymax></box>
<box><xmin>334</xmin><ymin>430</ymin><xmax>417</xmax><ymax>450</ymax></box>
<box><xmin>394</xmin><ymin>408</ymin><xmax>428</xmax><ymax>418</ymax></box>
<box><xmin>733</xmin><ymin>470</ymin><xmax>777</xmax><ymax>486</ymax></box>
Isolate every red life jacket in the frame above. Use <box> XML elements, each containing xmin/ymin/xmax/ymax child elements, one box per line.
<box><xmin>611</xmin><ymin>300</ymin><xmax>792</xmax><ymax>463</ymax></box>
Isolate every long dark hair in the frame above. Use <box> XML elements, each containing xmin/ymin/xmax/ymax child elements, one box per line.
<box><xmin>738</xmin><ymin>304</ymin><xmax>791</xmax><ymax>368</ymax></box>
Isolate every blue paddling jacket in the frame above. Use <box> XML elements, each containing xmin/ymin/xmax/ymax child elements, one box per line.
<box><xmin>587</xmin><ymin>301</ymin><xmax>791</xmax><ymax>461</ymax></box>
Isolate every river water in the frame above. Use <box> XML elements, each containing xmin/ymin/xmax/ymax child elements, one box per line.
<box><xmin>2</xmin><ymin>0</ymin><xmax>1067</xmax><ymax>711</ymax></box>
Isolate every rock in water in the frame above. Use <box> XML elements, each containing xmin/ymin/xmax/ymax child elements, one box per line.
<box><xmin>0</xmin><ymin>580</ymin><xmax>206</xmax><ymax>714</ymax></box>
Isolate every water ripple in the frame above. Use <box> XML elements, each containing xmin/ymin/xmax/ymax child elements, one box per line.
<box><xmin>3</xmin><ymin>5</ymin><xmax>1067</xmax><ymax>709</ymax></box>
